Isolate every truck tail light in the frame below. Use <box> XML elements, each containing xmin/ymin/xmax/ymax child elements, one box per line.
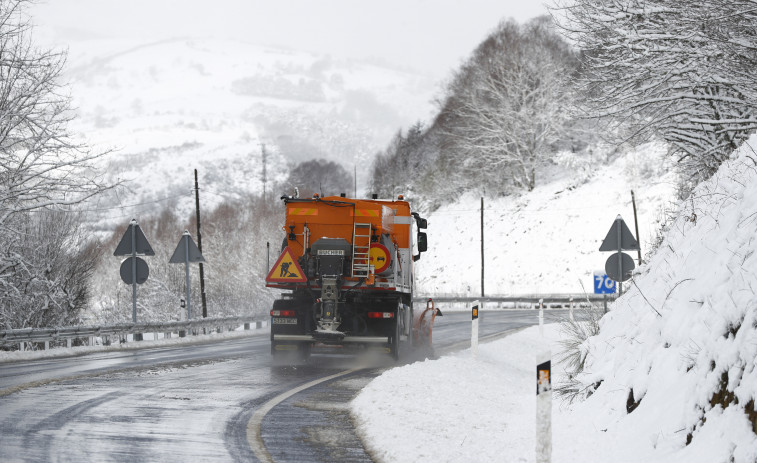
<box><xmin>367</xmin><ymin>312</ymin><xmax>395</xmax><ymax>319</ymax></box>
<box><xmin>271</xmin><ymin>310</ymin><xmax>296</xmax><ymax>317</ymax></box>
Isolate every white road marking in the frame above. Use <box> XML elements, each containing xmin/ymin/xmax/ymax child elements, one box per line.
<box><xmin>246</xmin><ymin>368</ymin><xmax>362</xmax><ymax>463</ymax></box>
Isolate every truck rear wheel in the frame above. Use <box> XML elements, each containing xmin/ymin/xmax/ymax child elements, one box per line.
<box><xmin>389</xmin><ymin>316</ymin><xmax>400</xmax><ymax>360</ymax></box>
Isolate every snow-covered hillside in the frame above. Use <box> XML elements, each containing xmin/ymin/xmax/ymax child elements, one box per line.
<box><xmin>352</xmin><ymin>137</ymin><xmax>757</xmax><ymax>462</ymax></box>
<box><xmin>61</xmin><ymin>38</ymin><xmax>436</xmax><ymax>230</ymax></box>
<box><xmin>567</xmin><ymin>137</ymin><xmax>757</xmax><ymax>461</ymax></box>
<box><xmin>416</xmin><ymin>142</ymin><xmax>678</xmax><ymax>295</ymax></box>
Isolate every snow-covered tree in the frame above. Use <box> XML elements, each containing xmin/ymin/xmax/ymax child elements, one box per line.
<box><xmin>554</xmin><ymin>0</ymin><xmax>757</xmax><ymax>186</ymax></box>
<box><xmin>439</xmin><ymin>17</ymin><xmax>577</xmax><ymax>191</ymax></box>
<box><xmin>0</xmin><ymin>211</ymin><xmax>100</xmax><ymax>329</ymax></box>
<box><xmin>284</xmin><ymin>159</ymin><xmax>353</xmax><ymax>197</ymax></box>
<box><xmin>91</xmin><ymin>197</ymin><xmax>282</xmax><ymax>324</ymax></box>
<box><xmin>0</xmin><ymin>0</ymin><xmax>111</xmax><ymax>329</ymax></box>
<box><xmin>370</xmin><ymin>122</ymin><xmax>431</xmax><ymax>199</ymax></box>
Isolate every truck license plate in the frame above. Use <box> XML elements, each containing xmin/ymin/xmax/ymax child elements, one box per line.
<box><xmin>272</xmin><ymin>318</ymin><xmax>298</xmax><ymax>325</ymax></box>
<box><xmin>317</xmin><ymin>249</ymin><xmax>344</xmax><ymax>255</ymax></box>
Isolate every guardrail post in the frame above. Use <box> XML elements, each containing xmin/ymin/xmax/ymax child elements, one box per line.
<box><xmin>67</xmin><ymin>338</ymin><xmax>72</xmax><ymax>348</ymax></box>
<box><xmin>19</xmin><ymin>341</ymin><xmax>24</xmax><ymax>351</ymax></box>
<box><xmin>44</xmin><ymin>340</ymin><xmax>49</xmax><ymax>350</ymax></box>
<box><xmin>569</xmin><ymin>297</ymin><xmax>575</xmax><ymax>322</ymax></box>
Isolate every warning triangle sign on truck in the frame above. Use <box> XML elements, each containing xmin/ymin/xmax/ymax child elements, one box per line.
<box><xmin>266</xmin><ymin>246</ymin><xmax>307</xmax><ymax>283</ymax></box>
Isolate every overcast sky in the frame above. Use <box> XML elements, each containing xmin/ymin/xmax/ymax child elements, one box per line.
<box><xmin>30</xmin><ymin>0</ymin><xmax>549</xmax><ymax>76</ymax></box>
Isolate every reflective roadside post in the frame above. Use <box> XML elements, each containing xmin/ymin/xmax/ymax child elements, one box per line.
<box><xmin>471</xmin><ymin>300</ymin><xmax>480</xmax><ymax>357</ymax></box>
<box><xmin>536</xmin><ymin>350</ymin><xmax>552</xmax><ymax>463</ymax></box>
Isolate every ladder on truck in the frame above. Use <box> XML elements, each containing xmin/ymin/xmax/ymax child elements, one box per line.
<box><xmin>352</xmin><ymin>222</ymin><xmax>372</xmax><ymax>278</ymax></box>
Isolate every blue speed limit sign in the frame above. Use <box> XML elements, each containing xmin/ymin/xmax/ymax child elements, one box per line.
<box><xmin>593</xmin><ymin>272</ymin><xmax>617</xmax><ymax>294</ymax></box>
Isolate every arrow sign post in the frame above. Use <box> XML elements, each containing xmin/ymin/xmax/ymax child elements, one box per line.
<box><xmin>114</xmin><ymin>219</ymin><xmax>155</xmax><ymax>323</ymax></box>
<box><xmin>599</xmin><ymin>215</ymin><xmax>640</xmax><ymax>295</ymax></box>
<box><xmin>170</xmin><ymin>231</ymin><xmax>205</xmax><ymax>320</ymax></box>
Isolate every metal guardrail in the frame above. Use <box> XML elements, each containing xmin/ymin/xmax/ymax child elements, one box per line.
<box><xmin>413</xmin><ymin>294</ymin><xmax>617</xmax><ymax>305</ymax></box>
<box><xmin>0</xmin><ymin>315</ymin><xmax>262</xmax><ymax>350</ymax></box>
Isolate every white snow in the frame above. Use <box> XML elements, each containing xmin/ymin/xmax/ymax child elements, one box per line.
<box><xmin>416</xmin><ymin>142</ymin><xmax>678</xmax><ymax>295</ymax></box>
<box><xmin>55</xmin><ymin>38</ymin><xmax>437</xmax><ymax>229</ymax></box>
<box><xmin>352</xmin><ymin>138</ymin><xmax>757</xmax><ymax>462</ymax></box>
<box><xmin>353</xmin><ymin>324</ymin><xmax>566</xmax><ymax>463</ymax></box>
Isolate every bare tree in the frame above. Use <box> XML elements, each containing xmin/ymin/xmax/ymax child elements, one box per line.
<box><xmin>0</xmin><ymin>210</ymin><xmax>102</xmax><ymax>329</ymax></box>
<box><xmin>554</xmin><ymin>0</ymin><xmax>757</xmax><ymax>187</ymax></box>
<box><xmin>285</xmin><ymin>159</ymin><xmax>352</xmax><ymax>197</ymax></box>
<box><xmin>439</xmin><ymin>17</ymin><xmax>577</xmax><ymax>191</ymax></box>
<box><xmin>0</xmin><ymin>1</ymin><xmax>112</xmax><ymax>329</ymax></box>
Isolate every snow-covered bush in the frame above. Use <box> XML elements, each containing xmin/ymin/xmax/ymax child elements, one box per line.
<box><xmin>555</xmin><ymin>301</ymin><xmax>604</xmax><ymax>403</ymax></box>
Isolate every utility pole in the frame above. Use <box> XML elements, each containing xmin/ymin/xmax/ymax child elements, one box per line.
<box><xmin>195</xmin><ymin>169</ymin><xmax>208</xmax><ymax>318</ymax></box>
<box><xmin>631</xmin><ymin>190</ymin><xmax>642</xmax><ymax>266</ymax></box>
<box><xmin>481</xmin><ymin>197</ymin><xmax>485</xmax><ymax>298</ymax></box>
<box><xmin>261</xmin><ymin>143</ymin><xmax>267</xmax><ymax>202</ymax></box>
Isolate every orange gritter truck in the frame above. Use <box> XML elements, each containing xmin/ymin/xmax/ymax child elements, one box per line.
<box><xmin>265</xmin><ymin>193</ymin><xmax>439</xmax><ymax>360</ymax></box>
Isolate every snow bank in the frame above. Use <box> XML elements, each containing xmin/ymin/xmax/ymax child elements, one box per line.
<box><xmin>352</xmin><ymin>325</ymin><xmax>563</xmax><ymax>463</ymax></box>
<box><xmin>570</xmin><ymin>138</ymin><xmax>757</xmax><ymax>462</ymax></box>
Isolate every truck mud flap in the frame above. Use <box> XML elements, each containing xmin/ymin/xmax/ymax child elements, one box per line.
<box><xmin>272</xmin><ymin>334</ymin><xmax>389</xmax><ymax>344</ymax></box>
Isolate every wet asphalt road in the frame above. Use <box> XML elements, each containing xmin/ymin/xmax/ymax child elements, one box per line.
<box><xmin>0</xmin><ymin>309</ymin><xmax>569</xmax><ymax>462</ymax></box>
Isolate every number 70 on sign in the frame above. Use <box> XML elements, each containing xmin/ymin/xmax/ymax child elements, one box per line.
<box><xmin>593</xmin><ymin>271</ymin><xmax>617</xmax><ymax>294</ymax></box>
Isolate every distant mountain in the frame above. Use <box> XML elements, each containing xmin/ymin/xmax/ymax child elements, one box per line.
<box><xmin>62</xmin><ymin>38</ymin><xmax>437</xmax><ymax>230</ymax></box>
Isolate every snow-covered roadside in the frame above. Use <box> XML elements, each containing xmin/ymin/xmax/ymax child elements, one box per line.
<box><xmin>351</xmin><ymin>321</ymin><xmax>745</xmax><ymax>463</ymax></box>
<box><xmin>352</xmin><ymin>324</ymin><xmax>567</xmax><ymax>463</ymax></box>
<box><xmin>352</xmin><ymin>138</ymin><xmax>757</xmax><ymax>463</ymax></box>
<box><xmin>0</xmin><ymin>325</ymin><xmax>268</xmax><ymax>364</ymax></box>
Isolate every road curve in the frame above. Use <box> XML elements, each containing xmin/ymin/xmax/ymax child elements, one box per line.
<box><xmin>0</xmin><ymin>309</ymin><xmax>569</xmax><ymax>462</ymax></box>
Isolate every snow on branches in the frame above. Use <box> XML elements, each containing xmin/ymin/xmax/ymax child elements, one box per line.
<box><xmin>0</xmin><ymin>1</ymin><xmax>113</xmax><ymax>329</ymax></box>
<box><xmin>554</xmin><ymin>0</ymin><xmax>757</xmax><ymax>187</ymax></box>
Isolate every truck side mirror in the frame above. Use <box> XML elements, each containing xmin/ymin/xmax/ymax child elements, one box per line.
<box><xmin>417</xmin><ymin>232</ymin><xmax>427</xmax><ymax>253</ymax></box>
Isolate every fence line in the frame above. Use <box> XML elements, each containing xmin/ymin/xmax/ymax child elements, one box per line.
<box><xmin>413</xmin><ymin>294</ymin><xmax>616</xmax><ymax>305</ymax></box>
<box><xmin>0</xmin><ymin>316</ymin><xmax>262</xmax><ymax>351</ymax></box>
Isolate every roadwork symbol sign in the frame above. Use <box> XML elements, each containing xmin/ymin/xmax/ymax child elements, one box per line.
<box><xmin>266</xmin><ymin>246</ymin><xmax>307</xmax><ymax>283</ymax></box>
